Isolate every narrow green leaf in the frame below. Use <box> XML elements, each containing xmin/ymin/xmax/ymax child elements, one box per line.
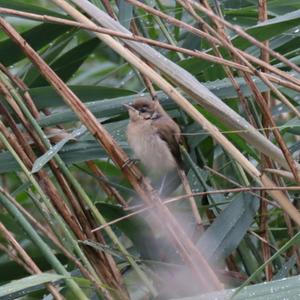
<box><xmin>172</xmin><ymin>274</ymin><xmax>300</xmax><ymax>299</ymax></box>
<box><xmin>268</xmin><ymin>0</ymin><xmax>300</xmax><ymax>15</ymax></box>
<box><xmin>0</xmin><ymin>0</ymin><xmax>65</xmax><ymax>17</ymax></box>
<box><xmin>30</xmin><ymin>85</ymin><xmax>136</xmax><ymax>109</ymax></box>
<box><xmin>0</xmin><ymin>23</ymin><xmax>70</xmax><ymax>66</ymax></box>
<box><xmin>197</xmin><ymin>193</ymin><xmax>259</xmax><ymax>263</ymax></box>
<box><xmin>180</xmin><ymin>10</ymin><xmax>300</xmax><ymax>75</ymax></box>
<box><xmin>31</xmin><ymin>126</ymin><xmax>87</xmax><ymax>173</ymax></box>
<box><xmin>31</xmin><ymin>38</ymin><xmax>101</xmax><ymax>87</ymax></box>
<box><xmin>232</xmin><ymin>9</ymin><xmax>300</xmax><ymax>49</ymax></box>
<box><xmin>233</xmin><ymin>231</ymin><xmax>300</xmax><ymax>296</ymax></box>
<box><xmin>24</xmin><ymin>33</ymin><xmax>74</xmax><ymax>86</ymax></box>
<box><xmin>36</xmin><ymin>93</ymin><xmax>171</xmax><ymax>127</ymax></box>
<box><xmin>0</xmin><ymin>273</ymin><xmax>65</xmax><ymax>299</ymax></box>
<box><xmin>118</xmin><ymin>0</ymin><xmax>133</xmax><ymax>29</ymax></box>
<box><xmin>197</xmin><ymin>107</ymin><xmax>259</xmax><ymax>160</ymax></box>
<box><xmin>273</xmin><ymin>255</ymin><xmax>297</xmax><ymax>280</ymax></box>
<box><xmin>0</xmin><ymin>140</ymin><xmax>114</xmax><ymax>173</ymax></box>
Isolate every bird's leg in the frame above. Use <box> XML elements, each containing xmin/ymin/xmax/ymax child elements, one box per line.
<box><xmin>122</xmin><ymin>158</ymin><xmax>140</xmax><ymax>169</ymax></box>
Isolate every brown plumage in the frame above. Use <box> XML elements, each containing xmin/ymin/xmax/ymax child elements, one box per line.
<box><xmin>125</xmin><ymin>99</ymin><xmax>183</xmax><ymax>175</ymax></box>
<box><xmin>125</xmin><ymin>99</ymin><xmax>203</xmax><ymax>226</ymax></box>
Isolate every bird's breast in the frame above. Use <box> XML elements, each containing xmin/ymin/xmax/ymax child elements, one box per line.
<box><xmin>127</xmin><ymin>121</ymin><xmax>176</xmax><ymax>175</ymax></box>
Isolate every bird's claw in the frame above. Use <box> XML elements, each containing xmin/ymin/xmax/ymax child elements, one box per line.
<box><xmin>122</xmin><ymin>158</ymin><xmax>140</xmax><ymax>169</ymax></box>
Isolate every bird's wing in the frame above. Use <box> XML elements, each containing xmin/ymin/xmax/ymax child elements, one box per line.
<box><xmin>152</xmin><ymin>116</ymin><xmax>183</xmax><ymax>166</ymax></box>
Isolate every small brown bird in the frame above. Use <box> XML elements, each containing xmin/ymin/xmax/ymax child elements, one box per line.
<box><xmin>124</xmin><ymin>99</ymin><xmax>183</xmax><ymax>176</ymax></box>
<box><xmin>125</xmin><ymin>98</ymin><xmax>202</xmax><ymax>227</ymax></box>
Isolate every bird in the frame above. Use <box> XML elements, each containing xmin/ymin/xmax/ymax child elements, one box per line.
<box><xmin>124</xmin><ymin>98</ymin><xmax>203</xmax><ymax>230</ymax></box>
<box><xmin>124</xmin><ymin>98</ymin><xmax>183</xmax><ymax>178</ymax></box>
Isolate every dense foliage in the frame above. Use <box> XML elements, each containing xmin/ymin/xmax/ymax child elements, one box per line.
<box><xmin>1</xmin><ymin>0</ymin><xmax>300</xmax><ymax>299</ymax></box>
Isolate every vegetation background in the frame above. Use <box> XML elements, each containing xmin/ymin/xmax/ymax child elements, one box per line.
<box><xmin>0</xmin><ymin>0</ymin><xmax>300</xmax><ymax>299</ymax></box>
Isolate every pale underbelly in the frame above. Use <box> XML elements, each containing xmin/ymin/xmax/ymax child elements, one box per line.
<box><xmin>128</xmin><ymin>125</ymin><xmax>176</xmax><ymax>175</ymax></box>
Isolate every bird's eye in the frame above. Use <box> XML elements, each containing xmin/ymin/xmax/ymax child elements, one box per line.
<box><xmin>139</xmin><ymin>107</ymin><xmax>147</xmax><ymax>113</ymax></box>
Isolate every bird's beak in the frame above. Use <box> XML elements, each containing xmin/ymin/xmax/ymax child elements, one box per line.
<box><xmin>123</xmin><ymin>103</ymin><xmax>135</xmax><ymax>111</ymax></box>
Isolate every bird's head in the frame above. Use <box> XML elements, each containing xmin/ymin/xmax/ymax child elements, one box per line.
<box><xmin>124</xmin><ymin>99</ymin><xmax>160</xmax><ymax>121</ymax></box>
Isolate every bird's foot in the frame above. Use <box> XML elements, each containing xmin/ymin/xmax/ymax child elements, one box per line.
<box><xmin>122</xmin><ymin>158</ymin><xmax>140</xmax><ymax>169</ymax></box>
